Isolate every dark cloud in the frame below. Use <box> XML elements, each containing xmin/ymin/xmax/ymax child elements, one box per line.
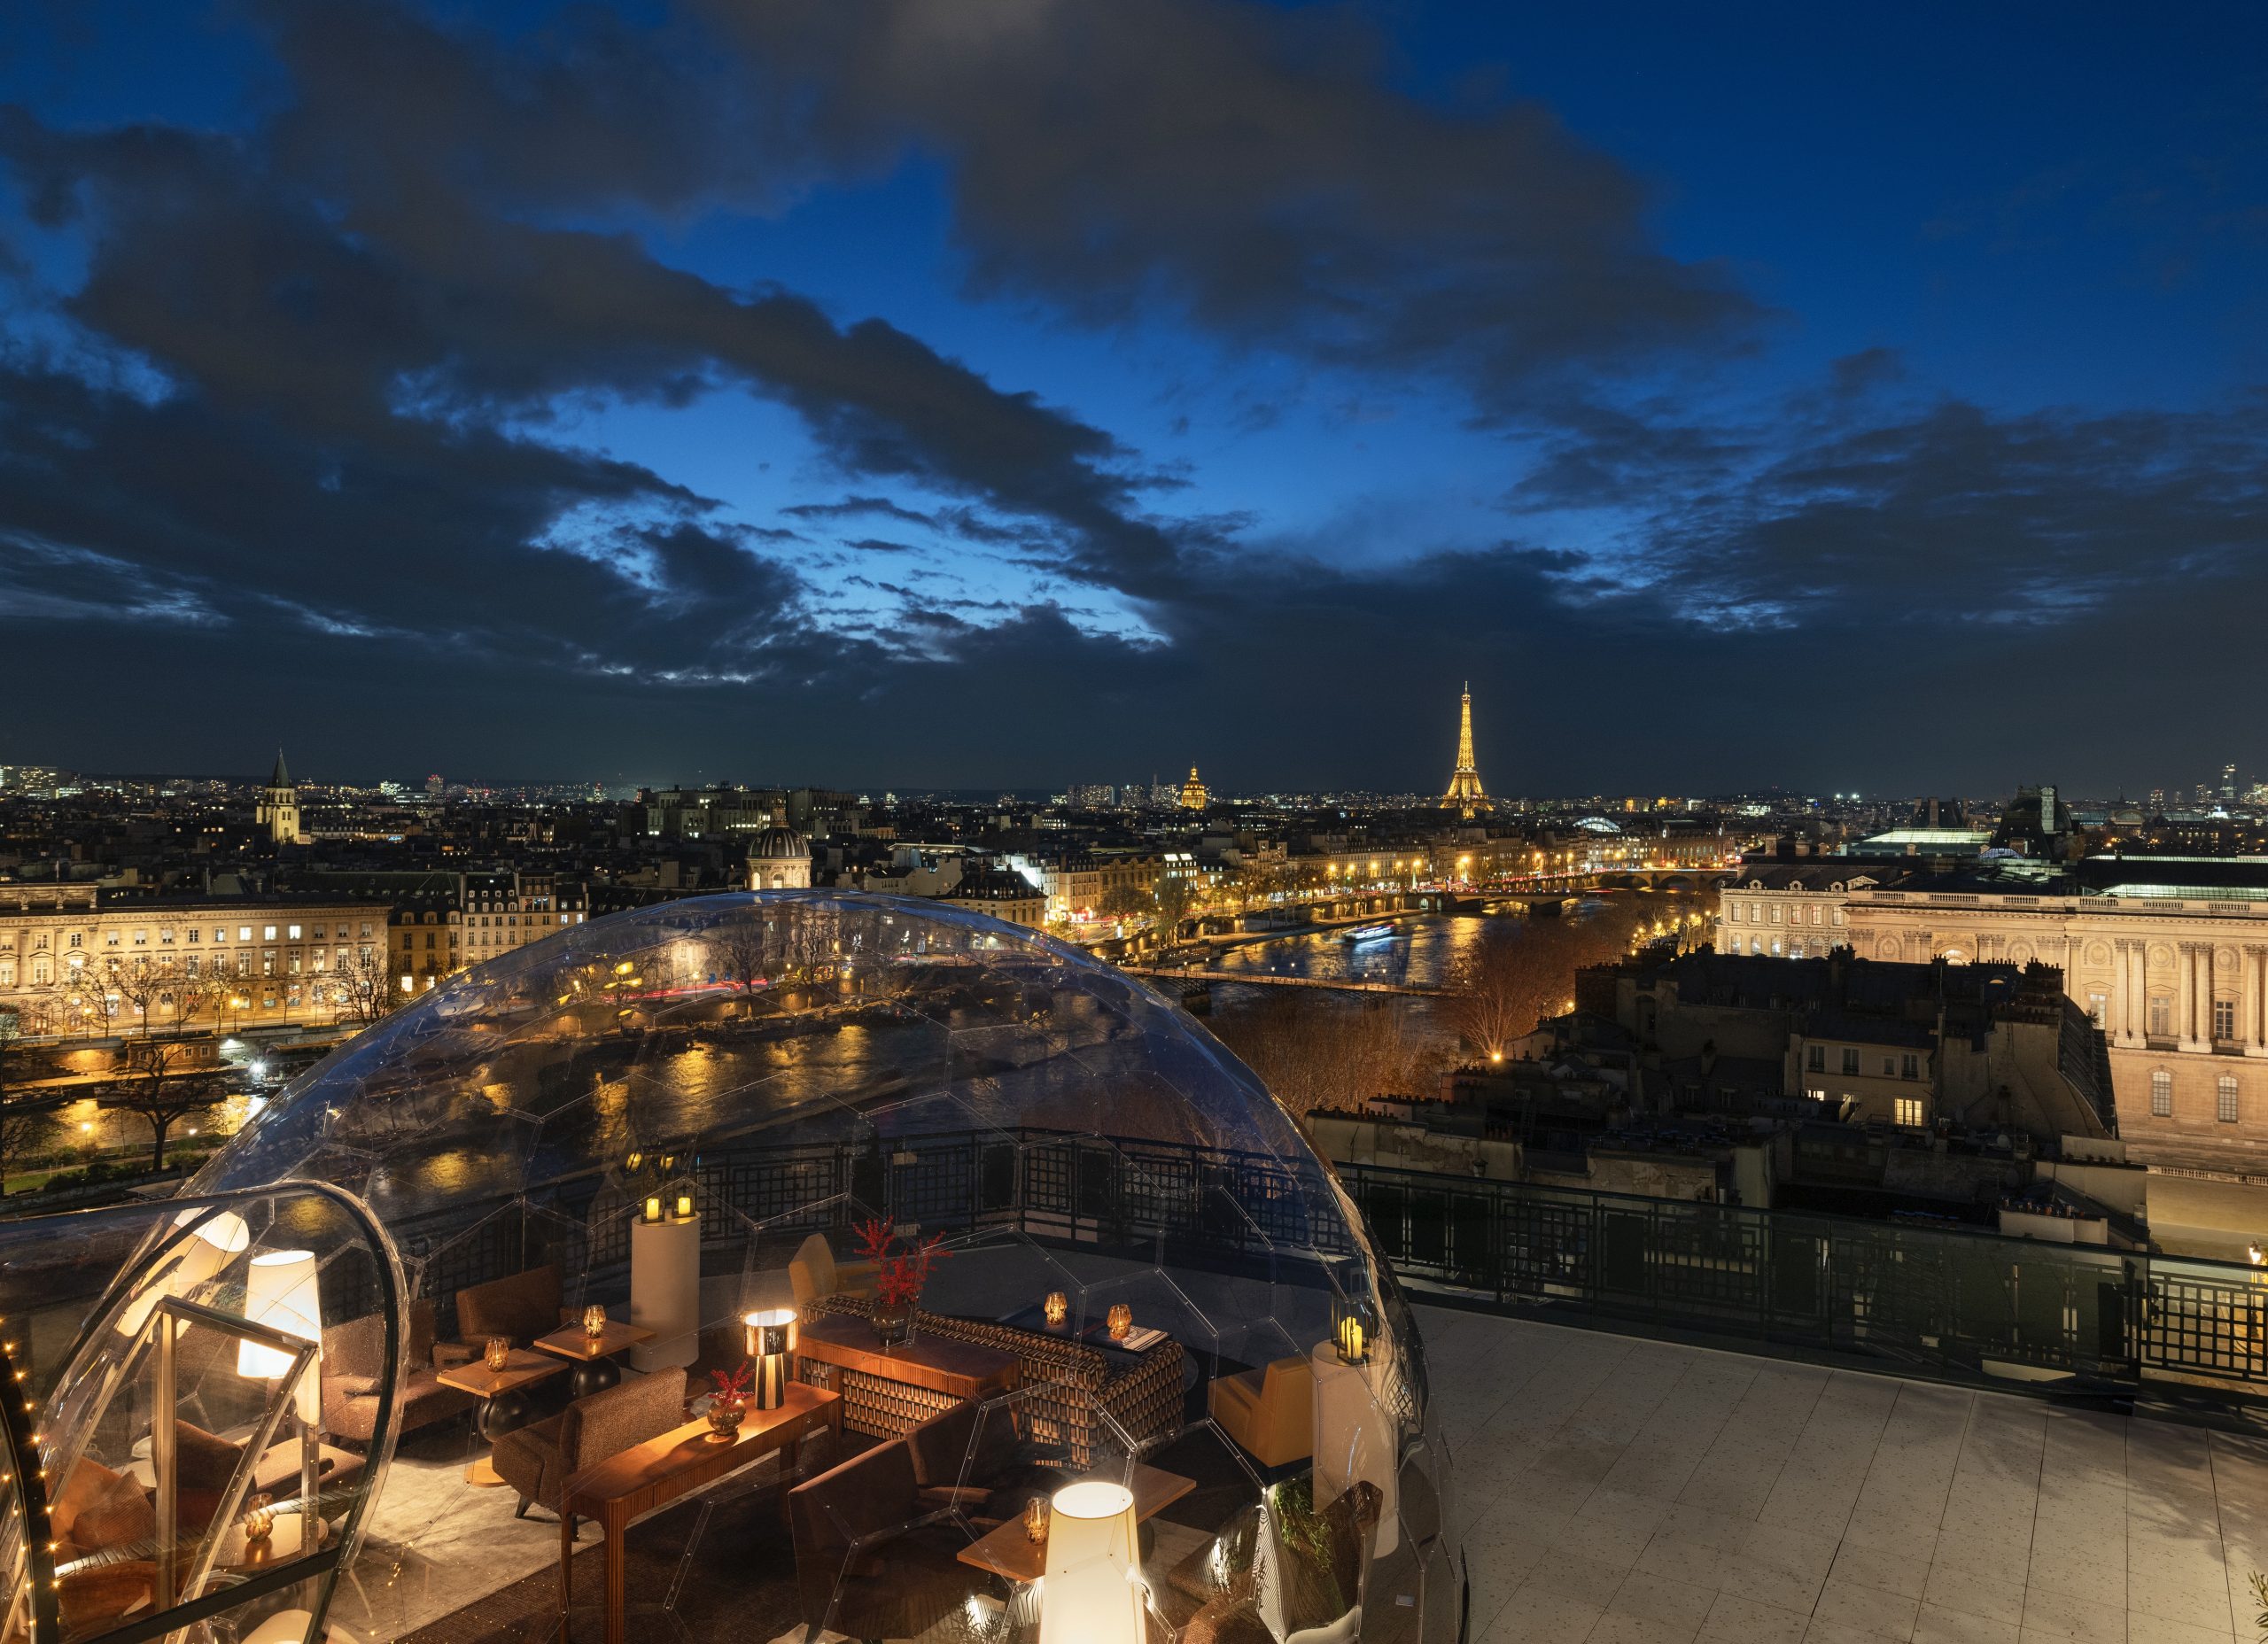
<box><xmin>701</xmin><ymin>0</ymin><xmax>1763</xmax><ymax>408</ymax></box>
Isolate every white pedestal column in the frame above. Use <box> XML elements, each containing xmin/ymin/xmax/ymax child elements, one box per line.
<box><xmin>630</xmin><ymin>1216</ymin><xmax>701</xmax><ymax>1372</ymax></box>
<box><xmin>1309</xmin><ymin>1341</ymin><xmax>1398</xmax><ymax>1556</ymax></box>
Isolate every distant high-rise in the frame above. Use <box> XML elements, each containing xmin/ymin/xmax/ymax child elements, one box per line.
<box><xmin>1441</xmin><ymin>684</ymin><xmax>1490</xmax><ymax>818</ymax></box>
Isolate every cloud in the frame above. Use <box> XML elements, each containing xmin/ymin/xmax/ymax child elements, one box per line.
<box><xmin>701</xmin><ymin>0</ymin><xmax>1764</xmax><ymax>410</ymax></box>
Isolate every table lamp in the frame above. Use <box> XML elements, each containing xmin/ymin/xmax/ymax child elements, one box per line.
<box><xmin>238</xmin><ymin>1249</ymin><xmax>323</xmax><ymax>1527</ymax></box>
<box><xmin>1332</xmin><ymin>1291</ymin><xmax>1375</xmax><ymax>1366</ymax></box>
<box><xmin>742</xmin><ymin>1308</ymin><xmax>796</xmax><ymax>1409</ymax></box>
<box><xmin>1039</xmin><ymin>1481</ymin><xmax>1143</xmax><ymax>1644</ymax></box>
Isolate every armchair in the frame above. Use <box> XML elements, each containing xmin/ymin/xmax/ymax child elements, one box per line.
<box><xmin>322</xmin><ymin>1297</ymin><xmax>478</xmax><ymax>1445</ymax></box>
<box><xmin>788</xmin><ymin>1436</ymin><xmax>974</xmax><ymax>1640</ymax></box>
<box><xmin>902</xmin><ymin>1397</ymin><xmax>1060</xmax><ymax>1527</ymax></box>
<box><xmin>452</xmin><ymin>1262</ymin><xmax>575</xmax><ymax>1349</ymax></box>
<box><xmin>490</xmin><ymin>1367</ymin><xmax>685</xmax><ymax>1519</ymax></box>
<box><xmin>1209</xmin><ymin>1353</ymin><xmax>1314</xmax><ymax>1469</ymax></box>
<box><xmin>787</xmin><ymin>1234</ymin><xmax>875</xmax><ymax>1310</ymax></box>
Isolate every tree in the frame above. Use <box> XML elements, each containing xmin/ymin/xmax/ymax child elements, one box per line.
<box><xmin>705</xmin><ymin>925</ymin><xmax>773</xmax><ymax>996</ymax></box>
<box><xmin>1210</xmin><ymin>994</ymin><xmax>1443</xmax><ymax>1120</ymax></box>
<box><xmin>0</xmin><ymin>1010</ymin><xmax>47</xmax><ymax>1197</ymax></box>
<box><xmin>1098</xmin><ymin>884</ymin><xmax>1153</xmax><ymax>922</ymax></box>
<box><xmin>64</xmin><ymin>959</ymin><xmax>120</xmax><ymax>1038</ymax></box>
<box><xmin>327</xmin><ymin>944</ymin><xmax>396</xmax><ymax>1029</ymax></box>
<box><xmin>109</xmin><ymin>954</ymin><xmax>175</xmax><ymax>1038</ymax></box>
<box><xmin>1441</xmin><ymin>903</ymin><xmax>1651</xmax><ymax>1061</ymax></box>
<box><xmin>1153</xmin><ymin>875</ymin><xmax>1197</xmax><ymax>934</ymax></box>
<box><xmin>102</xmin><ymin>1040</ymin><xmax>216</xmax><ymax>1173</ymax></box>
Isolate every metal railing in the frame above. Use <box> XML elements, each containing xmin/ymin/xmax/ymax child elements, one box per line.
<box><xmin>361</xmin><ymin>1128</ymin><xmax>2268</xmax><ymax>1399</ymax></box>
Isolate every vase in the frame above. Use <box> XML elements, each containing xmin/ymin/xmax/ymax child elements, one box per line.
<box><xmin>873</xmin><ymin>1299</ymin><xmax>914</xmax><ymax>1345</ymax></box>
<box><xmin>705</xmin><ymin>1400</ymin><xmax>745</xmax><ymax>1442</ymax></box>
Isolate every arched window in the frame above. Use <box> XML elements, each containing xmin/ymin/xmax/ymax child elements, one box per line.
<box><xmin>2218</xmin><ymin>1076</ymin><xmax>2241</xmax><ymax>1125</ymax></box>
<box><xmin>2151</xmin><ymin>1069</ymin><xmax>2173</xmax><ymax>1117</ymax></box>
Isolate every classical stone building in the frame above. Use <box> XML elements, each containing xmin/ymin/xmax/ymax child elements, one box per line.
<box><xmin>1718</xmin><ymin>856</ymin><xmax>2268</xmax><ymax>1165</ymax></box>
<box><xmin>748</xmin><ymin>826</ymin><xmax>813</xmax><ymax>890</ymax></box>
<box><xmin>0</xmin><ymin>883</ymin><xmax>390</xmax><ymax>1034</ymax></box>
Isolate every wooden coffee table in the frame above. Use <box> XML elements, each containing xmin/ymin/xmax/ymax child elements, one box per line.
<box><xmin>955</xmin><ymin>1463</ymin><xmax>1196</xmax><ymax>1584</ymax></box>
<box><xmin>533</xmin><ymin>1319</ymin><xmax>656</xmax><ymax>1399</ymax></box>
<box><xmin>437</xmin><ymin>1350</ymin><xmax>570</xmax><ymax>1485</ymax></box>
<box><xmin>558</xmin><ymin>1382</ymin><xmax>842</xmax><ymax>1644</ymax></box>
<box><xmin>794</xmin><ymin>1313</ymin><xmax>1019</xmax><ymax>1437</ymax></box>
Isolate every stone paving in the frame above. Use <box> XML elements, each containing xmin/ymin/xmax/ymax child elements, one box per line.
<box><xmin>1418</xmin><ymin>1307</ymin><xmax>2268</xmax><ymax>1644</ymax></box>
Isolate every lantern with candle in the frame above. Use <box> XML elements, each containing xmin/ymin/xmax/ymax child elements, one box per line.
<box><xmin>642</xmin><ymin>1195</ymin><xmax>663</xmax><ymax>1223</ymax></box>
<box><xmin>1332</xmin><ymin>1291</ymin><xmax>1374</xmax><ymax>1365</ymax></box>
<box><xmin>483</xmin><ymin>1337</ymin><xmax>511</xmax><ymax>1373</ymax></box>
<box><xmin>673</xmin><ymin>1190</ymin><xmax>695</xmax><ymax>1221</ymax></box>
<box><xmin>1106</xmin><ymin>1302</ymin><xmax>1132</xmax><ymax>1341</ymax></box>
<box><xmin>583</xmin><ymin>1305</ymin><xmax>609</xmax><ymax>1341</ymax></box>
<box><xmin>1043</xmin><ymin>1291</ymin><xmax>1068</xmax><ymax>1329</ymax></box>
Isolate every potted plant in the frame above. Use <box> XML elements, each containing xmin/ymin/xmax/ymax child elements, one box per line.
<box><xmin>855</xmin><ymin>1216</ymin><xmax>948</xmax><ymax>1345</ymax></box>
<box><xmin>705</xmin><ymin>1360</ymin><xmax>754</xmax><ymax>1440</ymax></box>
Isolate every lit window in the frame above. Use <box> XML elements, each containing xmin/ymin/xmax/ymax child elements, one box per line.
<box><xmin>238</xmin><ymin>927</ymin><xmax>252</xmax><ymax>942</ymax></box>
<box><xmin>2218</xmin><ymin>1078</ymin><xmax>2240</xmax><ymax>1125</ymax></box>
<box><xmin>2151</xmin><ymin>1070</ymin><xmax>2172</xmax><ymax>1117</ymax></box>
<box><xmin>2085</xmin><ymin>992</ymin><xmax>2105</xmax><ymax>1027</ymax></box>
<box><xmin>1894</xmin><ymin>1097</ymin><xmax>1924</xmax><ymax>1128</ymax></box>
<box><xmin>288</xmin><ymin>924</ymin><xmax>302</xmax><ymax>940</ymax></box>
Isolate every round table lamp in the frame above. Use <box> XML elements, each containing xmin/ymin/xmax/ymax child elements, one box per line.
<box><xmin>1039</xmin><ymin>1481</ymin><xmax>1142</xmax><ymax>1644</ymax></box>
<box><xmin>742</xmin><ymin>1308</ymin><xmax>796</xmax><ymax>1409</ymax></box>
<box><xmin>237</xmin><ymin>1249</ymin><xmax>322</xmax><ymax>1422</ymax></box>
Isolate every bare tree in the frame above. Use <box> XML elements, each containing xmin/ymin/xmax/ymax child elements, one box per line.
<box><xmin>327</xmin><ymin>945</ymin><xmax>395</xmax><ymax>1028</ymax></box>
<box><xmin>108</xmin><ymin>954</ymin><xmax>175</xmax><ymax>1038</ymax></box>
<box><xmin>64</xmin><ymin>960</ymin><xmax>120</xmax><ymax>1038</ymax></box>
<box><xmin>1441</xmin><ymin>903</ymin><xmax>1651</xmax><ymax>1060</ymax></box>
<box><xmin>706</xmin><ymin>924</ymin><xmax>773</xmax><ymax>996</ymax></box>
<box><xmin>1211</xmin><ymin>995</ymin><xmax>1444</xmax><ymax>1119</ymax></box>
<box><xmin>102</xmin><ymin>1040</ymin><xmax>216</xmax><ymax>1173</ymax></box>
<box><xmin>0</xmin><ymin>1010</ymin><xmax>47</xmax><ymax>1197</ymax></box>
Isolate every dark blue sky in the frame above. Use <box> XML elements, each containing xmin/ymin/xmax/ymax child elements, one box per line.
<box><xmin>2</xmin><ymin>2</ymin><xmax>2263</xmax><ymax>795</ymax></box>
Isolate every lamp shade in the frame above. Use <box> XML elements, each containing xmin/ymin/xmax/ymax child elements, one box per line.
<box><xmin>238</xmin><ymin>1249</ymin><xmax>322</xmax><ymax>1421</ymax></box>
<box><xmin>1039</xmin><ymin>1481</ymin><xmax>1143</xmax><ymax>1644</ymax></box>
<box><xmin>115</xmin><ymin>1206</ymin><xmax>252</xmax><ymax>1338</ymax></box>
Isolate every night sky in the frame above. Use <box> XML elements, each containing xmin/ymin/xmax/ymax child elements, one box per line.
<box><xmin>3</xmin><ymin>3</ymin><xmax>2264</xmax><ymax>795</ymax></box>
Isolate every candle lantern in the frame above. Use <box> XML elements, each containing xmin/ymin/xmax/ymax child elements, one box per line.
<box><xmin>1023</xmin><ymin>1494</ymin><xmax>1051</xmax><ymax>1544</ymax></box>
<box><xmin>484</xmin><ymin>1337</ymin><xmax>511</xmax><ymax>1373</ymax></box>
<box><xmin>674</xmin><ymin>1191</ymin><xmax>695</xmax><ymax>1221</ymax></box>
<box><xmin>1106</xmin><ymin>1302</ymin><xmax>1132</xmax><ymax>1341</ymax></box>
<box><xmin>1043</xmin><ymin>1291</ymin><xmax>1068</xmax><ymax>1328</ymax></box>
<box><xmin>643</xmin><ymin>1195</ymin><xmax>663</xmax><ymax>1223</ymax></box>
<box><xmin>1332</xmin><ymin>1291</ymin><xmax>1375</xmax><ymax>1365</ymax></box>
<box><xmin>583</xmin><ymin>1305</ymin><xmax>609</xmax><ymax>1341</ymax></box>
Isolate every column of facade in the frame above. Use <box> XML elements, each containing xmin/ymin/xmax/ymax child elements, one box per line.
<box><xmin>2118</xmin><ymin>938</ymin><xmax>2141</xmax><ymax>1046</ymax></box>
<box><xmin>2201</xmin><ymin>942</ymin><xmax>2218</xmax><ymax>1045</ymax></box>
<box><xmin>2250</xmin><ymin>944</ymin><xmax>2268</xmax><ymax>1056</ymax></box>
<box><xmin>2176</xmin><ymin>942</ymin><xmax>2200</xmax><ymax>1051</ymax></box>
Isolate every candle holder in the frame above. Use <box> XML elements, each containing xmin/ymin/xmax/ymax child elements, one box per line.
<box><xmin>243</xmin><ymin>1494</ymin><xmax>274</xmax><ymax>1547</ymax></box>
<box><xmin>1043</xmin><ymin>1291</ymin><xmax>1068</xmax><ymax>1329</ymax></box>
<box><xmin>1332</xmin><ymin>1291</ymin><xmax>1375</xmax><ymax>1365</ymax></box>
<box><xmin>642</xmin><ymin>1195</ymin><xmax>663</xmax><ymax>1223</ymax></box>
<box><xmin>583</xmin><ymin>1305</ymin><xmax>609</xmax><ymax>1341</ymax></box>
<box><xmin>1107</xmin><ymin>1302</ymin><xmax>1132</xmax><ymax>1342</ymax></box>
<box><xmin>484</xmin><ymin>1337</ymin><xmax>512</xmax><ymax>1373</ymax></box>
<box><xmin>674</xmin><ymin>1192</ymin><xmax>695</xmax><ymax>1221</ymax></box>
<box><xmin>1023</xmin><ymin>1494</ymin><xmax>1050</xmax><ymax>1543</ymax></box>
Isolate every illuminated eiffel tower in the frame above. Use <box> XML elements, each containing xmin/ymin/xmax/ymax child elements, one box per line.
<box><xmin>1441</xmin><ymin>682</ymin><xmax>1490</xmax><ymax>818</ymax></box>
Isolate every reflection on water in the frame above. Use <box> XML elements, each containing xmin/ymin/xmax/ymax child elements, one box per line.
<box><xmin>1207</xmin><ymin>901</ymin><xmax>1647</xmax><ymax>989</ymax></box>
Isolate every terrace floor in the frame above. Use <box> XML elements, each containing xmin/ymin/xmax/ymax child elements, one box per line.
<box><xmin>1426</xmin><ymin>1307</ymin><xmax>2268</xmax><ymax>1644</ymax></box>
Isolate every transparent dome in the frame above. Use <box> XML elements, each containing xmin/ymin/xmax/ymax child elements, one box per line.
<box><xmin>193</xmin><ymin>890</ymin><xmax>1462</xmax><ymax>1644</ymax></box>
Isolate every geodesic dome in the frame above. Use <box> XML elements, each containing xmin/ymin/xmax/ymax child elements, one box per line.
<box><xmin>190</xmin><ymin>890</ymin><xmax>1461</xmax><ymax>1644</ymax></box>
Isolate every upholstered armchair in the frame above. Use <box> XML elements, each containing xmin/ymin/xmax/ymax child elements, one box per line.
<box><xmin>1209</xmin><ymin>1353</ymin><xmax>1315</xmax><ymax>1469</ymax></box>
<box><xmin>172</xmin><ymin>1417</ymin><xmax>369</xmax><ymax>1532</ymax></box>
<box><xmin>788</xmin><ymin>1437</ymin><xmax>974</xmax><ymax>1641</ymax></box>
<box><xmin>452</xmin><ymin>1263</ymin><xmax>575</xmax><ymax>1349</ymax></box>
<box><xmin>787</xmin><ymin>1234</ymin><xmax>876</xmax><ymax>1311</ymax></box>
<box><xmin>902</xmin><ymin>1397</ymin><xmax>1060</xmax><ymax>1527</ymax></box>
<box><xmin>491</xmin><ymin>1367</ymin><xmax>685</xmax><ymax>1519</ymax></box>
<box><xmin>322</xmin><ymin>1296</ymin><xmax>478</xmax><ymax>1446</ymax></box>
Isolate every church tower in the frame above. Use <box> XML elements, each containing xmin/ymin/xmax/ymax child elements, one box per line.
<box><xmin>257</xmin><ymin>749</ymin><xmax>304</xmax><ymax>845</ymax></box>
<box><xmin>1441</xmin><ymin>685</ymin><xmax>1490</xmax><ymax>818</ymax></box>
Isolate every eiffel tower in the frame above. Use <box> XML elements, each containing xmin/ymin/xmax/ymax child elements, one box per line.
<box><xmin>1441</xmin><ymin>682</ymin><xmax>1490</xmax><ymax>817</ymax></box>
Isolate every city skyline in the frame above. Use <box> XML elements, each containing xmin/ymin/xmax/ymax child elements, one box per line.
<box><xmin>2</xmin><ymin>4</ymin><xmax>2264</xmax><ymax>793</ymax></box>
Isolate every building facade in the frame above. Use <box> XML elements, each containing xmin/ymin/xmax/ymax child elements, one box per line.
<box><xmin>1716</xmin><ymin>857</ymin><xmax>2268</xmax><ymax>1163</ymax></box>
<box><xmin>0</xmin><ymin>884</ymin><xmax>390</xmax><ymax>1034</ymax></box>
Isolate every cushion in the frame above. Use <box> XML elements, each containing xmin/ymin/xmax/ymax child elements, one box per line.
<box><xmin>327</xmin><ymin>1373</ymin><xmax>382</xmax><ymax>1399</ymax></box>
<box><xmin>54</xmin><ymin>1459</ymin><xmax>154</xmax><ymax>1551</ymax></box>
<box><xmin>793</xmin><ymin>1234</ymin><xmax>837</xmax><ymax>1294</ymax></box>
